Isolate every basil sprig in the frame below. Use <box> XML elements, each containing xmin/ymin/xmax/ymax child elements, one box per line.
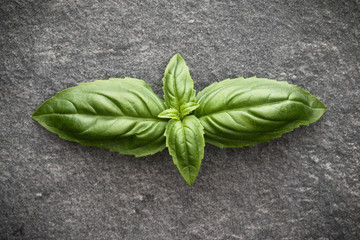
<box><xmin>33</xmin><ymin>53</ymin><xmax>326</xmax><ymax>185</ymax></box>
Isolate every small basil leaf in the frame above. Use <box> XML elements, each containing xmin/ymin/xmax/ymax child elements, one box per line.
<box><xmin>195</xmin><ymin>77</ymin><xmax>326</xmax><ymax>148</ymax></box>
<box><xmin>32</xmin><ymin>78</ymin><xmax>168</xmax><ymax>157</ymax></box>
<box><xmin>180</xmin><ymin>102</ymin><xmax>200</xmax><ymax>118</ymax></box>
<box><xmin>162</xmin><ymin>53</ymin><xmax>196</xmax><ymax>110</ymax></box>
<box><xmin>158</xmin><ymin>108</ymin><xmax>180</xmax><ymax>120</ymax></box>
<box><xmin>165</xmin><ymin>115</ymin><xmax>205</xmax><ymax>185</ymax></box>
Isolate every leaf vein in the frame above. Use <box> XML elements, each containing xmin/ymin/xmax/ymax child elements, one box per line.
<box><xmin>198</xmin><ymin>99</ymin><xmax>324</xmax><ymax>119</ymax></box>
<box><xmin>34</xmin><ymin>113</ymin><xmax>166</xmax><ymax>122</ymax></box>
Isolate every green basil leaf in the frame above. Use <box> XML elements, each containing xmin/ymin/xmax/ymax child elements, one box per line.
<box><xmin>165</xmin><ymin>115</ymin><xmax>205</xmax><ymax>185</ymax></box>
<box><xmin>195</xmin><ymin>77</ymin><xmax>326</xmax><ymax>148</ymax></box>
<box><xmin>158</xmin><ymin>108</ymin><xmax>180</xmax><ymax>120</ymax></box>
<box><xmin>32</xmin><ymin>78</ymin><xmax>168</xmax><ymax>157</ymax></box>
<box><xmin>162</xmin><ymin>53</ymin><xmax>196</xmax><ymax>110</ymax></box>
<box><xmin>180</xmin><ymin>102</ymin><xmax>200</xmax><ymax>118</ymax></box>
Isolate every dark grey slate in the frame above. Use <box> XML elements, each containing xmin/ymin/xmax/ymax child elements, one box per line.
<box><xmin>1</xmin><ymin>0</ymin><xmax>359</xmax><ymax>239</ymax></box>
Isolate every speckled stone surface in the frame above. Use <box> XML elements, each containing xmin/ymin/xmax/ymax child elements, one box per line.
<box><xmin>1</xmin><ymin>0</ymin><xmax>359</xmax><ymax>239</ymax></box>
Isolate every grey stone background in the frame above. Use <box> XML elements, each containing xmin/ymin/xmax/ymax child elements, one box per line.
<box><xmin>1</xmin><ymin>0</ymin><xmax>359</xmax><ymax>239</ymax></box>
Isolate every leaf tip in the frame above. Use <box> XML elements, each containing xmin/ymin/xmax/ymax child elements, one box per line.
<box><xmin>186</xmin><ymin>180</ymin><xmax>195</xmax><ymax>186</ymax></box>
<box><xmin>184</xmin><ymin>176</ymin><xmax>196</xmax><ymax>186</ymax></box>
<box><xmin>31</xmin><ymin>109</ymin><xmax>40</xmax><ymax>121</ymax></box>
<box><xmin>174</xmin><ymin>53</ymin><xmax>185</xmax><ymax>63</ymax></box>
<box><xmin>321</xmin><ymin>101</ymin><xmax>327</xmax><ymax>111</ymax></box>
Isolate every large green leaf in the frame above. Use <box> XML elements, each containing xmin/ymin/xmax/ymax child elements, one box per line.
<box><xmin>165</xmin><ymin>115</ymin><xmax>205</xmax><ymax>185</ymax></box>
<box><xmin>32</xmin><ymin>78</ymin><xmax>168</xmax><ymax>157</ymax></box>
<box><xmin>162</xmin><ymin>53</ymin><xmax>196</xmax><ymax>110</ymax></box>
<box><xmin>194</xmin><ymin>77</ymin><xmax>326</xmax><ymax>148</ymax></box>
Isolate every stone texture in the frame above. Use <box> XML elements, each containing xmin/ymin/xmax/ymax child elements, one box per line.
<box><xmin>1</xmin><ymin>0</ymin><xmax>359</xmax><ymax>239</ymax></box>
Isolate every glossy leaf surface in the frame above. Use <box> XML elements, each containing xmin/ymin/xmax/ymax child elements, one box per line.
<box><xmin>162</xmin><ymin>53</ymin><xmax>196</xmax><ymax>110</ymax></box>
<box><xmin>165</xmin><ymin>115</ymin><xmax>205</xmax><ymax>185</ymax></box>
<box><xmin>158</xmin><ymin>108</ymin><xmax>180</xmax><ymax>120</ymax></box>
<box><xmin>195</xmin><ymin>77</ymin><xmax>326</xmax><ymax>148</ymax></box>
<box><xmin>33</xmin><ymin>78</ymin><xmax>168</xmax><ymax>157</ymax></box>
<box><xmin>180</xmin><ymin>102</ymin><xmax>200</xmax><ymax>118</ymax></box>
